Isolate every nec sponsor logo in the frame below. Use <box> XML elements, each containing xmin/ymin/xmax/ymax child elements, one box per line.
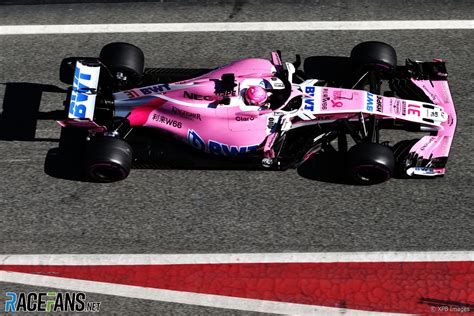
<box><xmin>187</xmin><ymin>130</ymin><xmax>258</xmax><ymax>155</ymax></box>
<box><xmin>69</xmin><ymin>67</ymin><xmax>94</xmax><ymax>119</ymax></box>
<box><xmin>183</xmin><ymin>91</ymin><xmax>214</xmax><ymax>101</ymax></box>
<box><xmin>366</xmin><ymin>92</ymin><xmax>374</xmax><ymax>111</ymax></box>
<box><xmin>376</xmin><ymin>96</ymin><xmax>383</xmax><ymax>112</ymax></box>
<box><xmin>152</xmin><ymin>113</ymin><xmax>182</xmax><ymax>128</ymax></box>
<box><xmin>304</xmin><ymin>86</ymin><xmax>315</xmax><ymax>111</ymax></box>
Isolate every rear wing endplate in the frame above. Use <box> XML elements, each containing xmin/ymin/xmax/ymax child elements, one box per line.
<box><xmin>68</xmin><ymin>60</ymin><xmax>101</xmax><ymax>120</ymax></box>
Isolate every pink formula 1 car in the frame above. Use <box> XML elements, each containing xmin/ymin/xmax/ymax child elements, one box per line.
<box><xmin>57</xmin><ymin>41</ymin><xmax>456</xmax><ymax>184</ymax></box>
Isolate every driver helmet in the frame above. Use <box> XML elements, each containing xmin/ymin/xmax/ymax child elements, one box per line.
<box><xmin>244</xmin><ymin>85</ymin><xmax>268</xmax><ymax>106</ymax></box>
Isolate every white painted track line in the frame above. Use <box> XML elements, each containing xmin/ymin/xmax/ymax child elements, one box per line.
<box><xmin>1</xmin><ymin>251</ymin><xmax>473</xmax><ymax>265</ymax></box>
<box><xmin>0</xmin><ymin>271</ymin><xmax>407</xmax><ymax>315</ymax></box>
<box><xmin>0</xmin><ymin>20</ymin><xmax>473</xmax><ymax>35</ymax></box>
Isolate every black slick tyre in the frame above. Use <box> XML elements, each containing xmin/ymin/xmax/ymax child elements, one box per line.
<box><xmin>99</xmin><ymin>42</ymin><xmax>144</xmax><ymax>84</ymax></box>
<box><xmin>350</xmin><ymin>41</ymin><xmax>397</xmax><ymax>70</ymax></box>
<box><xmin>347</xmin><ymin>143</ymin><xmax>395</xmax><ymax>185</ymax></box>
<box><xmin>84</xmin><ymin>137</ymin><xmax>133</xmax><ymax>182</ymax></box>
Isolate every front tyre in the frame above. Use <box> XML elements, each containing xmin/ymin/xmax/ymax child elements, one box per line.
<box><xmin>84</xmin><ymin>137</ymin><xmax>133</xmax><ymax>182</ymax></box>
<box><xmin>347</xmin><ymin>143</ymin><xmax>395</xmax><ymax>185</ymax></box>
<box><xmin>350</xmin><ymin>41</ymin><xmax>397</xmax><ymax>70</ymax></box>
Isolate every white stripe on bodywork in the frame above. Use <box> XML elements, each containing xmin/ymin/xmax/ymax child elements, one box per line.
<box><xmin>154</xmin><ymin>93</ymin><xmax>212</xmax><ymax>107</ymax></box>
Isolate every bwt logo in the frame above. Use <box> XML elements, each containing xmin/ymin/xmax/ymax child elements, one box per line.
<box><xmin>366</xmin><ymin>92</ymin><xmax>374</xmax><ymax>112</ymax></box>
<box><xmin>139</xmin><ymin>84</ymin><xmax>171</xmax><ymax>95</ymax></box>
<box><xmin>187</xmin><ymin>130</ymin><xmax>258</xmax><ymax>155</ymax></box>
<box><xmin>69</xmin><ymin>66</ymin><xmax>94</xmax><ymax>119</ymax></box>
<box><xmin>304</xmin><ymin>86</ymin><xmax>315</xmax><ymax>111</ymax></box>
<box><xmin>4</xmin><ymin>291</ymin><xmax>101</xmax><ymax>313</ymax></box>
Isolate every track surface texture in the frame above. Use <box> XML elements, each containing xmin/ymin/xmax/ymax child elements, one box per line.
<box><xmin>1</xmin><ymin>0</ymin><xmax>473</xmax><ymax>314</ymax></box>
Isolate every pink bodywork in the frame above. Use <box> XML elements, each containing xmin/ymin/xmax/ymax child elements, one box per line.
<box><xmin>114</xmin><ymin>58</ymin><xmax>282</xmax><ymax>155</ymax></box>
<box><xmin>111</xmin><ymin>57</ymin><xmax>456</xmax><ymax>169</ymax></box>
<box><xmin>408</xmin><ymin>79</ymin><xmax>456</xmax><ymax>168</ymax></box>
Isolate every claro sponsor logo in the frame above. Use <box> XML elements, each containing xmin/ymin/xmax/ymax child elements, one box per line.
<box><xmin>171</xmin><ymin>106</ymin><xmax>201</xmax><ymax>121</ymax></box>
<box><xmin>235</xmin><ymin>116</ymin><xmax>254</xmax><ymax>121</ymax></box>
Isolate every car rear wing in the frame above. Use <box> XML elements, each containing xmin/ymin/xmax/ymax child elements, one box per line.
<box><xmin>404</xmin><ymin>60</ymin><xmax>457</xmax><ymax>177</ymax></box>
<box><xmin>58</xmin><ymin>60</ymin><xmax>106</xmax><ymax>132</ymax></box>
<box><xmin>68</xmin><ymin>60</ymin><xmax>100</xmax><ymax>120</ymax></box>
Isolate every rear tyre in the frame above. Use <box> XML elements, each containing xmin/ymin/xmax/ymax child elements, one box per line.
<box><xmin>99</xmin><ymin>42</ymin><xmax>144</xmax><ymax>84</ymax></box>
<box><xmin>59</xmin><ymin>57</ymin><xmax>80</xmax><ymax>84</ymax></box>
<box><xmin>350</xmin><ymin>41</ymin><xmax>397</xmax><ymax>70</ymax></box>
<box><xmin>84</xmin><ymin>137</ymin><xmax>133</xmax><ymax>182</ymax></box>
<box><xmin>347</xmin><ymin>143</ymin><xmax>395</xmax><ymax>185</ymax></box>
<box><xmin>59</xmin><ymin>57</ymin><xmax>98</xmax><ymax>84</ymax></box>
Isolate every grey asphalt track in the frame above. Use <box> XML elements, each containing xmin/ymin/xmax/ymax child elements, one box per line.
<box><xmin>1</xmin><ymin>0</ymin><xmax>473</xmax><ymax>314</ymax></box>
<box><xmin>1</xmin><ymin>0</ymin><xmax>474</xmax><ymax>23</ymax></box>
